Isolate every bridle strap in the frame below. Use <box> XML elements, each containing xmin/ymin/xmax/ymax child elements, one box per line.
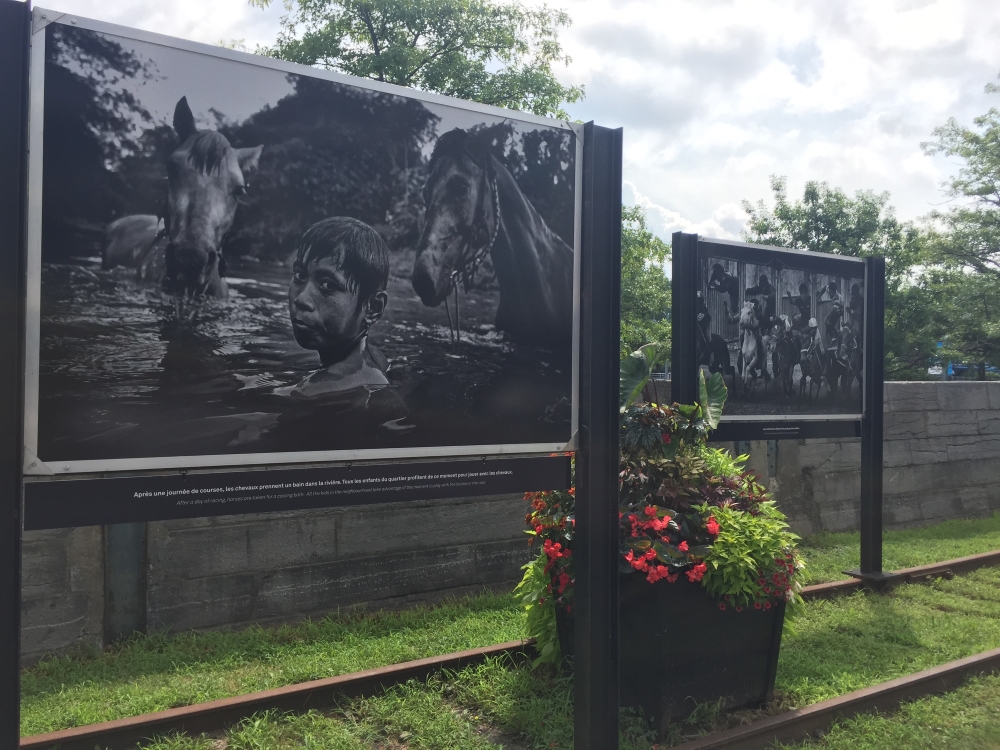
<box><xmin>451</xmin><ymin>162</ymin><xmax>500</xmax><ymax>294</ymax></box>
<box><xmin>444</xmin><ymin>158</ymin><xmax>501</xmax><ymax>350</ymax></box>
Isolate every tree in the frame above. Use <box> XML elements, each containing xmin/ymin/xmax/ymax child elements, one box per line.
<box><xmin>915</xmin><ymin>78</ymin><xmax>1000</xmax><ymax>373</ymax></box>
<box><xmin>248</xmin><ymin>0</ymin><xmax>583</xmax><ymax>118</ymax></box>
<box><xmin>620</xmin><ymin>206</ymin><xmax>671</xmax><ymax>359</ymax></box>
<box><xmin>742</xmin><ymin>176</ymin><xmax>933</xmax><ymax>378</ymax></box>
<box><xmin>742</xmin><ymin>176</ymin><xmax>921</xmax><ymax>291</ymax></box>
<box><xmin>42</xmin><ymin>24</ymin><xmax>155</xmax><ymax>258</ymax></box>
<box><xmin>922</xmin><ymin>79</ymin><xmax>1000</xmax><ymax>277</ymax></box>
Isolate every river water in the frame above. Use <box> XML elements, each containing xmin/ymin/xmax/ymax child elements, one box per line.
<box><xmin>37</xmin><ymin>249</ymin><xmax>572</xmax><ymax>462</ymax></box>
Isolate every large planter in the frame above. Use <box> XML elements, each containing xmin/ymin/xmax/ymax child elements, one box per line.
<box><xmin>558</xmin><ymin>572</ymin><xmax>785</xmax><ymax>734</ymax></box>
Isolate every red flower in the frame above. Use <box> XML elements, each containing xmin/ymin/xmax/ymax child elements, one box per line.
<box><xmin>764</xmin><ymin>601</ymin><xmax>772</xmax><ymax>610</ymax></box>
<box><xmin>718</xmin><ymin>602</ymin><xmax>726</xmax><ymax>611</ymax></box>
<box><xmin>643</xmin><ymin>505</ymin><xmax>657</xmax><ymax>517</ymax></box>
<box><xmin>735</xmin><ymin>606</ymin><xmax>743</xmax><ymax>612</ymax></box>
<box><xmin>678</xmin><ymin>541</ymin><xmax>689</xmax><ymax>553</ymax></box>
<box><xmin>661</xmin><ymin>433</ymin><xmax>671</xmax><ymax>444</ymax></box>
<box><xmin>686</xmin><ymin>563</ymin><xmax>707</xmax><ymax>582</ymax></box>
<box><xmin>706</xmin><ymin>517</ymin><xmax>720</xmax><ymax>536</ymax></box>
<box><xmin>754</xmin><ymin>602</ymin><xmax>762</xmax><ymax>610</ymax></box>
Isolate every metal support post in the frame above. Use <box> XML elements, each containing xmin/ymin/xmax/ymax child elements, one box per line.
<box><xmin>575</xmin><ymin>122</ymin><xmax>623</xmax><ymax>750</ymax></box>
<box><xmin>670</xmin><ymin>232</ymin><xmax>698</xmax><ymax>406</ymax></box>
<box><xmin>846</xmin><ymin>255</ymin><xmax>899</xmax><ymax>586</ymax></box>
<box><xmin>0</xmin><ymin>0</ymin><xmax>31</xmax><ymax>745</ymax></box>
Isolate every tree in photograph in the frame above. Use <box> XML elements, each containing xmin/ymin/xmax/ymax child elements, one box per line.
<box><xmin>42</xmin><ymin>24</ymin><xmax>156</xmax><ymax>257</ymax></box>
<box><xmin>742</xmin><ymin>176</ymin><xmax>933</xmax><ymax>378</ymax></box>
<box><xmin>247</xmin><ymin>0</ymin><xmax>583</xmax><ymax>118</ymax></box>
<box><xmin>620</xmin><ymin>206</ymin><xmax>671</xmax><ymax>359</ymax></box>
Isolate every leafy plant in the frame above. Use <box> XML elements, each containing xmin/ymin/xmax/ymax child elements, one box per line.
<box><xmin>517</xmin><ymin>346</ymin><xmax>804</xmax><ymax>665</ymax></box>
<box><xmin>619</xmin><ymin>342</ymin><xmax>666</xmax><ymax>409</ymax></box>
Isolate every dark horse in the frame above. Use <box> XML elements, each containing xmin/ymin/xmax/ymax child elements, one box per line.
<box><xmin>773</xmin><ymin>317</ymin><xmax>801</xmax><ymax>398</ymax></box>
<box><xmin>103</xmin><ymin>97</ymin><xmax>262</xmax><ymax>318</ymax></box>
<box><xmin>412</xmin><ymin>129</ymin><xmax>573</xmax><ymax>348</ymax></box>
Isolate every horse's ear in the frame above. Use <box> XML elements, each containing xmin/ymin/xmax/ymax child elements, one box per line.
<box><xmin>173</xmin><ymin>97</ymin><xmax>197</xmax><ymax>143</ymax></box>
<box><xmin>235</xmin><ymin>145</ymin><xmax>263</xmax><ymax>174</ymax></box>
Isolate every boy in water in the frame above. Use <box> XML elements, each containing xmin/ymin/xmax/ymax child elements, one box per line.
<box><xmin>281</xmin><ymin>217</ymin><xmax>391</xmax><ymax>397</ymax></box>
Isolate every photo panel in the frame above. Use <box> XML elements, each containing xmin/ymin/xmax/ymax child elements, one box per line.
<box><xmin>25</xmin><ymin>12</ymin><xmax>581</xmax><ymax>473</ymax></box>
<box><xmin>696</xmin><ymin>241</ymin><xmax>865</xmax><ymax>420</ymax></box>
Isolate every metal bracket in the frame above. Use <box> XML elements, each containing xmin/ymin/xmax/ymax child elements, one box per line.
<box><xmin>23</xmin><ymin>445</ymin><xmax>53</xmax><ymax>475</ymax></box>
<box><xmin>32</xmin><ymin>9</ymin><xmax>66</xmax><ymax>35</ymax></box>
<box><xmin>844</xmin><ymin>568</ymin><xmax>907</xmax><ymax>590</ymax></box>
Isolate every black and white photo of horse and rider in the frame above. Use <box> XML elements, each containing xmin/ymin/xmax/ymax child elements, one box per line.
<box><xmin>36</xmin><ymin>23</ymin><xmax>575</xmax><ymax>463</ymax></box>
<box><xmin>696</xmin><ymin>253</ymin><xmax>865</xmax><ymax>416</ymax></box>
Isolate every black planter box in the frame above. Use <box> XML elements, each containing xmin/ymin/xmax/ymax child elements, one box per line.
<box><xmin>558</xmin><ymin>573</ymin><xmax>785</xmax><ymax>733</ymax></box>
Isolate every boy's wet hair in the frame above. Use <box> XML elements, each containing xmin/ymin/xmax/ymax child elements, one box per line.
<box><xmin>296</xmin><ymin>218</ymin><xmax>390</xmax><ymax>308</ymax></box>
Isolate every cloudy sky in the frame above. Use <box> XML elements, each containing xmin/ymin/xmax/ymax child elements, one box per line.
<box><xmin>32</xmin><ymin>0</ymin><xmax>1000</xmax><ymax>241</ymax></box>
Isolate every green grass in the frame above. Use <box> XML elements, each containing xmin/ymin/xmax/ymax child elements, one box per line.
<box><xmin>781</xmin><ymin>673</ymin><xmax>1000</xmax><ymax>749</ymax></box>
<box><xmin>801</xmin><ymin>511</ymin><xmax>1000</xmax><ymax>583</ymax></box>
<box><xmin>20</xmin><ymin>515</ymin><xmax>1000</xmax><ymax>747</ymax></box>
<box><xmin>20</xmin><ymin>591</ymin><xmax>525</xmax><ymax>736</ymax></box>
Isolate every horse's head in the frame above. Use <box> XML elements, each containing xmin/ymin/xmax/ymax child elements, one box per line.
<box><xmin>838</xmin><ymin>325</ymin><xmax>856</xmax><ymax>357</ymax></box>
<box><xmin>739</xmin><ymin>301</ymin><xmax>758</xmax><ymax>329</ymax></box>
<box><xmin>162</xmin><ymin>96</ymin><xmax>262</xmax><ymax>305</ymax></box>
<box><xmin>412</xmin><ymin>128</ymin><xmax>497</xmax><ymax>306</ymax></box>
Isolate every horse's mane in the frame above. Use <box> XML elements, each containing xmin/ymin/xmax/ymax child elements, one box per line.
<box><xmin>185</xmin><ymin>130</ymin><xmax>230</xmax><ymax>175</ymax></box>
<box><xmin>429</xmin><ymin>128</ymin><xmax>491</xmax><ymax>171</ymax></box>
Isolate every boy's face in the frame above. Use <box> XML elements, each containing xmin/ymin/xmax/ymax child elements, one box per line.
<box><xmin>289</xmin><ymin>254</ymin><xmax>385</xmax><ymax>356</ymax></box>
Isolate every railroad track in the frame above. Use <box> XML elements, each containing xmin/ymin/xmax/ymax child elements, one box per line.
<box><xmin>21</xmin><ymin>549</ymin><xmax>1000</xmax><ymax>750</ymax></box>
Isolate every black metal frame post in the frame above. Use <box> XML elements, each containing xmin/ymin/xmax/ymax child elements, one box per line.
<box><xmin>859</xmin><ymin>256</ymin><xmax>886</xmax><ymax>577</ymax></box>
<box><xmin>671</xmin><ymin>232</ymin><xmax>699</xmax><ymax>406</ymax></box>
<box><xmin>576</xmin><ymin>122</ymin><xmax>623</xmax><ymax>750</ymax></box>
<box><xmin>0</xmin><ymin>0</ymin><xmax>31</xmax><ymax>746</ymax></box>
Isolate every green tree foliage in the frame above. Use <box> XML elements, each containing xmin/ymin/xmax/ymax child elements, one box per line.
<box><xmin>904</xmin><ymin>77</ymin><xmax>1000</xmax><ymax>373</ymax></box>
<box><xmin>742</xmin><ymin>175</ymin><xmax>921</xmax><ymax>291</ymax></box>
<box><xmin>619</xmin><ymin>206</ymin><xmax>671</xmax><ymax>359</ymax></box>
<box><xmin>248</xmin><ymin>0</ymin><xmax>583</xmax><ymax>118</ymax></box>
<box><xmin>922</xmin><ymin>79</ymin><xmax>1000</xmax><ymax>277</ymax></box>
<box><xmin>742</xmin><ymin>176</ymin><xmax>932</xmax><ymax>378</ymax></box>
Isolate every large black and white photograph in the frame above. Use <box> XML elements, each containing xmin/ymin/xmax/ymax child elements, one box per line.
<box><xmin>696</xmin><ymin>244</ymin><xmax>865</xmax><ymax>418</ymax></box>
<box><xmin>27</xmin><ymin>18</ymin><xmax>578</xmax><ymax>470</ymax></box>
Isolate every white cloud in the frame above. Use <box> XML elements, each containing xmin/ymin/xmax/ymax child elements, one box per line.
<box><xmin>39</xmin><ymin>0</ymin><xmax>1000</xmax><ymax>243</ymax></box>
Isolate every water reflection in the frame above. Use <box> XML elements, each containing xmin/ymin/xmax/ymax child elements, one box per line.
<box><xmin>37</xmin><ymin>253</ymin><xmax>571</xmax><ymax>462</ymax></box>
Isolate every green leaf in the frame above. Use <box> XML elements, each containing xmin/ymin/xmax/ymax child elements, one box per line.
<box><xmin>653</xmin><ymin>540</ymin><xmax>685</xmax><ymax>561</ymax></box>
<box><xmin>619</xmin><ymin>343</ymin><xmax>665</xmax><ymax>409</ymax></box>
<box><xmin>699</xmin><ymin>370</ymin><xmax>728</xmax><ymax>430</ymax></box>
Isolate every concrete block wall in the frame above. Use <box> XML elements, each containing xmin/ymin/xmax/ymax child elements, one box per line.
<box><xmin>145</xmin><ymin>494</ymin><xmax>532</xmax><ymax>632</ymax></box>
<box><xmin>20</xmin><ymin>493</ymin><xmax>532</xmax><ymax>663</ymax></box>
<box><xmin>743</xmin><ymin>381</ymin><xmax>1000</xmax><ymax>536</ymax></box>
<box><xmin>21</xmin><ymin>526</ymin><xmax>104</xmax><ymax>663</ymax></box>
<box><xmin>20</xmin><ymin>381</ymin><xmax>1000</xmax><ymax>661</ymax></box>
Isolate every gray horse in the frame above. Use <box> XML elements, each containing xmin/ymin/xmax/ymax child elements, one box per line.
<box><xmin>103</xmin><ymin>97</ymin><xmax>262</xmax><ymax>317</ymax></box>
<box><xmin>411</xmin><ymin>129</ymin><xmax>573</xmax><ymax>348</ymax></box>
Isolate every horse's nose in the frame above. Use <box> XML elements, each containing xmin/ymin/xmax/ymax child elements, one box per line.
<box><xmin>411</xmin><ymin>258</ymin><xmax>443</xmax><ymax>306</ymax></box>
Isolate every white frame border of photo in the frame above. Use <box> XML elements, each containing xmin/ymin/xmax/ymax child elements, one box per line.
<box><xmin>696</xmin><ymin>237</ymin><xmax>868</xmax><ymax>423</ymax></box>
<box><xmin>22</xmin><ymin>7</ymin><xmax>583</xmax><ymax>476</ymax></box>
